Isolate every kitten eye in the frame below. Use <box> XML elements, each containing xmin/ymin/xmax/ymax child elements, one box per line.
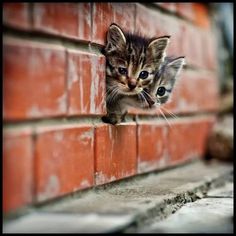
<box><xmin>139</xmin><ymin>71</ymin><xmax>149</xmax><ymax>79</ymax></box>
<box><xmin>118</xmin><ymin>67</ymin><xmax>127</xmax><ymax>75</ymax></box>
<box><xmin>156</xmin><ymin>87</ymin><xmax>166</xmax><ymax>97</ymax></box>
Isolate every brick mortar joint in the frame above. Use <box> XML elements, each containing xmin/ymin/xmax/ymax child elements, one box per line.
<box><xmin>3</xmin><ymin>26</ymin><xmax>104</xmax><ymax>56</ymax></box>
<box><xmin>139</xmin><ymin>3</ymin><xmax>211</xmax><ymax>31</ymax></box>
<box><xmin>2</xmin><ymin>112</ymin><xmax>218</xmax><ymax>130</ymax></box>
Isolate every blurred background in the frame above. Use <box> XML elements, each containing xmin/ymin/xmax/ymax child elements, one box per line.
<box><xmin>206</xmin><ymin>3</ymin><xmax>233</xmax><ymax>163</ymax></box>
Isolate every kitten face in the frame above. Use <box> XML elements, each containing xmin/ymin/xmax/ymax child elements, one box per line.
<box><xmin>147</xmin><ymin>56</ymin><xmax>185</xmax><ymax>107</ymax></box>
<box><xmin>104</xmin><ymin>23</ymin><xmax>170</xmax><ymax>96</ymax></box>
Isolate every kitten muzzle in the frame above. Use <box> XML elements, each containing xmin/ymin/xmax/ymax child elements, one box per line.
<box><xmin>127</xmin><ymin>78</ymin><xmax>137</xmax><ymax>90</ymax></box>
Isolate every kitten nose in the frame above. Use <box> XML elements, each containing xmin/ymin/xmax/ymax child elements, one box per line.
<box><xmin>128</xmin><ymin>79</ymin><xmax>137</xmax><ymax>90</ymax></box>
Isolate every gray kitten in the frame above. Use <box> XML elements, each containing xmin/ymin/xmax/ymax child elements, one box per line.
<box><xmin>102</xmin><ymin>23</ymin><xmax>170</xmax><ymax>125</ymax></box>
<box><xmin>144</xmin><ymin>56</ymin><xmax>185</xmax><ymax>109</ymax></box>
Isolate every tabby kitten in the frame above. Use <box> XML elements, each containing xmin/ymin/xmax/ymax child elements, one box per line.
<box><xmin>102</xmin><ymin>23</ymin><xmax>170</xmax><ymax>125</ymax></box>
<box><xmin>109</xmin><ymin>56</ymin><xmax>185</xmax><ymax>117</ymax></box>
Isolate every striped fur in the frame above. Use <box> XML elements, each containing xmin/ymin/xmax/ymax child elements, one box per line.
<box><xmin>102</xmin><ymin>23</ymin><xmax>172</xmax><ymax>125</ymax></box>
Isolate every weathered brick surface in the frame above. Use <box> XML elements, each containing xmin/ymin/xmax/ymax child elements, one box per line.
<box><xmin>95</xmin><ymin>123</ymin><xmax>137</xmax><ymax>185</ymax></box>
<box><xmin>3</xmin><ymin>3</ymin><xmax>220</xmax><ymax>213</ymax></box>
<box><xmin>167</xmin><ymin>117</ymin><xmax>215</xmax><ymax>166</ymax></box>
<box><xmin>192</xmin><ymin>3</ymin><xmax>210</xmax><ymax>28</ymax></box>
<box><xmin>136</xmin><ymin>4</ymin><xmax>215</xmax><ymax>70</ymax></box>
<box><xmin>3</xmin><ymin>38</ymin><xmax>66</xmax><ymax>120</ymax></box>
<box><xmin>35</xmin><ymin>125</ymin><xmax>94</xmax><ymax>202</ymax></box>
<box><xmin>157</xmin><ymin>3</ymin><xmax>210</xmax><ymax>29</ymax></box>
<box><xmin>3</xmin><ymin>129</ymin><xmax>33</xmax><ymax>213</ymax></box>
<box><xmin>33</xmin><ymin>3</ymin><xmax>91</xmax><ymax>41</ymax></box>
<box><xmin>67</xmin><ymin>50</ymin><xmax>106</xmax><ymax>115</ymax></box>
<box><xmin>3</xmin><ymin>3</ymin><xmax>30</xmax><ymax>30</ymax></box>
<box><xmin>137</xmin><ymin>121</ymin><xmax>169</xmax><ymax>173</ymax></box>
<box><xmin>92</xmin><ymin>3</ymin><xmax>135</xmax><ymax>45</ymax></box>
<box><xmin>176</xmin><ymin>70</ymin><xmax>219</xmax><ymax>114</ymax></box>
<box><xmin>155</xmin><ymin>3</ymin><xmax>177</xmax><ymax>13</ymax></box>
<box><xmin>176</xmin><ymin>3</ymin><xmax>195</xmax><ymax>22</ymax></box>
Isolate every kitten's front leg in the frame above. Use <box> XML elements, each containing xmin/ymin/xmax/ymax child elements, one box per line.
<box><xmin>102</xmin><ymin>111</ymin><xmax>127</xmax><ymax>125</ymax></box>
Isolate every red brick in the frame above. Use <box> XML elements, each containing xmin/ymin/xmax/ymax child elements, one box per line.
<box><xmin>176</xmin><ymin>3</ymin><xmax>195</xmax><ymax>22</ymax></box>
<box><xmin>95</xmin><ymin>123</ymin><xmax>137</xmax><ymax>185</ymax></box>
<box><xmin>137</xmin><ymin>121</ymin><xmax>169</xmax><ymax>173</ymax></box>
<box><xmin>181</xmin><ymin>22</ymin><xmax>204</xmax><ymax>68</ymax></box>
<box><xmin>168</xmin><ymin>117</ymin><xmax>216</xmax><ymax>166</ymax></box>
<box><xmin>202</xmin><ymin>32</ymin><xmax>217</xmax><ymax>70</ymax></box>
<box><xmin>176</xmin><ymin>70</ymin><xmax>219</xmax><ymax>114</ymax></box>
<box><xmin>78</xmin><ymin>3</ymin><xmax>92</xmax><ymax>41</ymax></box>
<box><xmin>92</xmin><ymin>3</ymin><xmax>135</xmax><ymax>45</ymax></box>
<box><xmin>136</xmin><ymin>4</ymin><xmax>216</xmax><ymax>70</ymax></box>
<box><xmin>92</xmin><ymin>3</ymin><xmax>114</xmax><ymax>45</ymax></box>
<box><xmin>35</xmin><ymin>124</ymin><xmax>94</xmax><ymax>202</ymax></box>
<box><xmin>135</xmin><ymin>4</ymin><xmax>161</xmax><ymax>38</ymax></box>
<box><xmin>33</xmin><ymin>3</ymin><xmax>91</xmax><ymax>41</ymax></box>
<box><xmin>155</xmin><ymin>3</ymin><xmax>177</xmax><ymax>13</ymax></box>
<box><xmin>3</xmin><ymin>128</ymin><xmax>33</xmax><ymax>213</ymax></box>
<box><xmin>135</xmin><ymin>4</ymin><xmax>182</xmax><ymax>56</ymax></box>
<box><xmin>193</xmin><ymin>3</ymin><xmax>210</xmax><ymax>28</ymax></box>
<box><xmin>3</xmin><ymin>3</ymin><xmax>30</xmax><ymax>30</ymax></box>
<box><xmin>67</xmin><ymin>50</ymin><xmax>106</xmax><ymax>115</ymax></box>
<box><xmin>3</xmin><ymin>38</ymin><xmax>66</xmax><ymax>120</ymax></box>
<box><xmin>112</xmin><ymin>3</ymin><xmax>135</xmax><ymax>34</ymax></box>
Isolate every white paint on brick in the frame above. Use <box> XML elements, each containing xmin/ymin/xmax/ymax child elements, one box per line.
<box><xmin>34</xmin><ymin>4</ymin><xmax>45</xmax><ymax>26</ymax></box>
<box><xmin>27</xmin><ymin>105</ymin><xmax>43</xmax><ymax>117</ymax></box>
<box><xmin>78</xmin><ymin>129</ymin><xmax>93</xmax><ymax>145</ymax></box>
<box><xmin>79</xmin><ymin>57</ymin><xmax>85</xmax><ymax>113</ymax></box>
<box><xmin>95</xmin><ymin>172</ymin><xmax>116</xmax><ymax>185</ymax></box>
<box><xmin>57</xmin><ymin>93</ymin><xmax>67</xmax><ymax>113</ymax></box>
<box><xmin>90</xmin><ymin>56</ymin><xmax>99</xmax><ymax>113</ymax></box>
<box><xmin>68</xmin><ymin>57</ymin><xmax>79</xmax><ymax>90</ymax></box>
<box><xmin>54</xmin><ymin>131</ymin><xmax>64</xmax><ymax>142</ymax></box>
<box><xmin>38</xmin><ymin>175</ymin><xmax>60</xmax><ymax>202</ymax></box>
<box><xmin>138</xmin><ymin>161</ymin><xmax>157</xmax><ymax>173</ymax></box>
<box><xmin>80</xmin><ymin>179</ymin><xmax>91</xmax><ymax>188</ymax></box>
<box><xmin>78</xmin><ymin>6</ymin><xmax>84</xmax><ymax>39</ymax></box>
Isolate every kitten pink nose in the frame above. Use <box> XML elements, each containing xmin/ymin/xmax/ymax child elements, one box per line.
<box><xmin>128</xmin><ymin>79</ymin><xmax>137</xmax><ymax>90</ymax></box>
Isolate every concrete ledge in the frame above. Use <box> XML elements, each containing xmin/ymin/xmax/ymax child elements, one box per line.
<box><xmin>3</xmin><ymin>160</ymin><xmax>233</xmax><ymax>233</ymax></box>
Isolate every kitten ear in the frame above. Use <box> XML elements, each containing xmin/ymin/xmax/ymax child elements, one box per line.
<box><xmin>147</xmin><ymin>36</ymin><xmax>170</xmax><ymax>63</ymax></box>
<box><xmin>167</xmin><ymin>56</ymin><xmax>185</xmax><ymax>78</ymax></box>
<box><xmin>105</xmin><ymin>23</ymin><xmax>126</xmax><ymax>53</ymax></box>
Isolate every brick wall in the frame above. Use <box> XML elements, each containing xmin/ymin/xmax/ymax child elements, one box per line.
<box><xmin>3</xmin><ymin>3</ymin><xmax>219</xmax><ymax>214</ymax></box>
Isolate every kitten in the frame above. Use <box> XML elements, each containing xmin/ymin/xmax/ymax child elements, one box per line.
<box><xmin>143</xmin><ymin>56</ymin><xmax>185</xmax><ymax>108</ymax></box>
<box><xmin>106</xmin><ymin>56</ymin><xmax>185</xmax><ymax>121</ymax></box>
<box><xmin>102</xmin><ymin>23</ymin><xmax>170</xmax><ymax>125</ymax></box>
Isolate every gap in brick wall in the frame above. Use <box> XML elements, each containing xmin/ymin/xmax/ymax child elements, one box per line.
<box><xmin>3</xmin><ymin>26</ymin><xmax>104</xmax><ymax>56</ymax></box>
<box><xmin>136</xmin><ymin>112</ymin><xmax>216</xmax><ymax>123</ymax></box>
<box><xmin>3</xmin><ymin>112</ymin><xmax>216</xmax><ymax>130</ymax></box>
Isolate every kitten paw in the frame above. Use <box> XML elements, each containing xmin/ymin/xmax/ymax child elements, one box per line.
<box><xmin>101</xmin><ymin>116</ymin><xmax>119</xmax><ymax>125</ymax></box>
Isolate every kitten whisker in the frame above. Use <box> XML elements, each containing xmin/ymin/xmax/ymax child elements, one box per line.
<box><xmin>106</xmin><ymin>87</ymin><xmax>120</xmax><ymax>105</ymax></box>
<box><xmin>142</xmin><ymin>89</ymin><xmax>155</xmax><ymax>102</ymax></box>
<box><xmin>161</xmin><ymin>106</ymin><xmax>179</xmax><ymax>120</ymax></box>
<box><xmin>139</xmin><ymin>92</ymin><xmax>148</xmax><ymax>108</ymax></box>
<box><xmin>158</xmin><ymin>107</ymin><xmax>172</xmax><ymax>128</ymax></box>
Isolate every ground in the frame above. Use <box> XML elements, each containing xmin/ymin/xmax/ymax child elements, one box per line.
<box><xmin>3</xmin><ymin>159</ymin><xmax>233</xmax><ymax>233</ymax></box>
